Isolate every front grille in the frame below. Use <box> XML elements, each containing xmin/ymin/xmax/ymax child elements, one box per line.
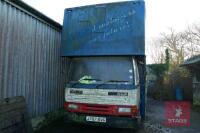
<box><xmin>81</xmin><ymin>104</ymin><xmax>116</xmax><ymax>115</ymax></box>
<box><xmin>86</xmin><ymin>105</ymin><xmax>110</xmax><ymax>112</ymax></box>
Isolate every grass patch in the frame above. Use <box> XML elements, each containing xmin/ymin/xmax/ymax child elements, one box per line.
<box><xmin>34</xmin><ymin>108</ymin><xmax>66</xmax><ymax>132</ymax></box>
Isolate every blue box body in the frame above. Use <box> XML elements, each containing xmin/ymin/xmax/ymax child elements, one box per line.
<box><xmin>61</xmin><ymin>1</ymin><xmax>145</xmax><ymax>56</ymax></box>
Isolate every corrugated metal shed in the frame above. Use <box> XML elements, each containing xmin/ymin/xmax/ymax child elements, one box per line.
<box><xmin>181</xmin><ymin>54</ymin><xmax>200</xmax><ymax>66</ymax></box>
<box><xmin>181</xmin><ymin>55</ymin><xmax>200</xmax><ymax>105</ymax></box>
<box><xmin>0</xmin><ymin>0</ymin><xmax>68</xmax><ymax>117</ymax></box>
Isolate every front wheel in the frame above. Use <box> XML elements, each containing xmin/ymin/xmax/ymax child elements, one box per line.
<box><xmin>137</xmin><ymin>117</ymin><xmax>144</xmax><ymax>130</ymax></box>
<box><xmin>129</xmin><ymin>119</ymin><xmax>144</xmax><ymax>133</ymax></box>
<box><xmin>64</xmin><ymin>116</ymin><xmax>71</xmax><ymax>124</ymax></box>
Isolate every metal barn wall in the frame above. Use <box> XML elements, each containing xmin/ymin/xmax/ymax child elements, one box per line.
<box><xmin>0</xmin><ymin>0</ymin><xmax>68</xmax><ymax>117</ymax></box>
<box><xmin>193</xmin><ymin>76</ymin><xmax>200</xmax><ymax>105</ymax></box>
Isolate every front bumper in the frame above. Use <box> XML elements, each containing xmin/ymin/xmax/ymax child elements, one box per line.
<box><xmin>64</xmin><ymin>112</ymin><xmax>138</xmax><ymax>129</ymax></box>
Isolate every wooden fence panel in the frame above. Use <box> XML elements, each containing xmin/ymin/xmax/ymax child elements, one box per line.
<box><xmin>0</xmin><ymin>96</ymin><xmax>33</xmax><ymax>133</ymax></box>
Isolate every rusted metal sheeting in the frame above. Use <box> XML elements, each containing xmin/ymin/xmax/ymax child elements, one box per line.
<box><xmin>0</xmin><ymin>0</ymin><xmax>68</xmax><ymax>117</ymax></box>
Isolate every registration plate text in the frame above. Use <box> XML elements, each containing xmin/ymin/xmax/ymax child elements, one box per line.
<box><xmin>86</xmin><ymin>116</ymin><xmax>106</xmax><ymax>123</ymax></box>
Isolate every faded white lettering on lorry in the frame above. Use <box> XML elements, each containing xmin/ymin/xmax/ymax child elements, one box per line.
<box><xmin>91</xmin><ymin>10</ymin><xmax>135</xmax><ymax>42</ymax></box>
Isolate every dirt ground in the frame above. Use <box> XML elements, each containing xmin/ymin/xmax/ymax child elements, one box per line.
<box><xmin>146</xmin><ymin>98</ymin><xmax>200</xmax><ymax>133</ymax></box>
<box><xmin>35</xmin><ymin>121</ymin><xmax>144</xmax><ymax>133</ymax></box>
<box><xmin>35</xmin><ymin>98</ymin><xmax>200</xmax><ymax>133</ymax></box>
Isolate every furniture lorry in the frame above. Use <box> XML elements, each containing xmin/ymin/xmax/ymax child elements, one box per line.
<box><xmin>61</xmin><ymin>0</ymin><xmax>146</xmax><ymax>129</ymax></box>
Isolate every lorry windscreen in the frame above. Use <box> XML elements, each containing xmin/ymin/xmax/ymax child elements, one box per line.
<box><xmin>68</xmin><ymin>57</ymin><xmax>134</xmax><ymax>84</ymax></box>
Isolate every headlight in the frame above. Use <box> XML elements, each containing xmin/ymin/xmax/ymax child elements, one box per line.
<box><xmin>68</xmin><ymin>104</ymin><xmax>78</xmax><ymax>110</ymax></box>
<box><xmin>118</xmin><ymin>107</ymin><xmax>131</xmax><ymax>113</ymax></box>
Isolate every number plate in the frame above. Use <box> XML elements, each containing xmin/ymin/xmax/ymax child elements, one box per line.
<box><xmin>86</xmin><ymin>116</ymin><xmax>106</xmax><ymax>123</ymax></box>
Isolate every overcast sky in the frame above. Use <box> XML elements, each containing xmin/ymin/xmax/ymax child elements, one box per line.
<box><xmin>22</xmin><ymin>0</ymin><xmax>200</xmax><ymax>63</ymax></box>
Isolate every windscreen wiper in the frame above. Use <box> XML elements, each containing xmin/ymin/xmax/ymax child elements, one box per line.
<box><xmin>96</xmin><ymin>80</ymin><xmax>129</xmax><ymax>89</ymax></box>
<box><xmin>80</xmin><ymin>78</ymin><xmax>101</xmax><ymax>81</ymax></box>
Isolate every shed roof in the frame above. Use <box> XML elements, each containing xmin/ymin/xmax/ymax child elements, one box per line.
<box><xmin>181</xmin><ymin>54</ymin><xmax>200</xmax><ymax>67</ymax></box>
<box><xmin>4</xmin><ymin>0</ymin><xmax>62</xmax><ymax>30</ymax></box>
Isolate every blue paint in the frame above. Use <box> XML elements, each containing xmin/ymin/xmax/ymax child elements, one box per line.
<box><xmin>138</xmin><ymin>60</ymin><xmax>146</xmax><ymax>120</ymax></box>
<box><xmin>176</xmin><ymin>87</ymin><xmax>183</xmax><ymax>101</ymax></box>
<box><xmin>61</xmin><ymin>1</ymin><xmax>145</xmax><ymax>56</ymax></box>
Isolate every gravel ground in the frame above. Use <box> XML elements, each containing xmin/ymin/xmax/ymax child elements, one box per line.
<box><xmin>146</xmin><ymin>98</ymin><xmax>200</xmax><ymax>133</ymax></box>
<box><xmin>35</xmin><ymin>98</ymin><xmax>200</xmax><ymax>133</ymax></box>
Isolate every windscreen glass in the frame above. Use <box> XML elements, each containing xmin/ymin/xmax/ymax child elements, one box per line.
<box><xmin>68</xmin><ymin>57</ymin><xmax>134</xmax><ymax>84</ymax></box>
